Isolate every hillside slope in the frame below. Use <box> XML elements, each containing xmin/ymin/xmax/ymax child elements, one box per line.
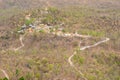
<box><xmin>0</xmin><ymin>0</ymin><xmax>120</xmax><ymax>9</ymax></box>
<box><xmin>0</xmin><ymin>0</ymin><xmax>120</xmax><ymax>80</ymax></box>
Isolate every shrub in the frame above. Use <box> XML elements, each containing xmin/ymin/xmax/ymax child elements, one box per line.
<box><xmin>41</xmin><ymin>7</ymin><xmax>64</xmax><ymax>25</ymax></box>
<box><xmin>78</xmin><ymin>29</ymin><xmax>105</xmax><ymax>37</ymax></box>
<box><xmin>25</xmin><ymin>18</ymin><xmax>35</xmax><ymax>26</ymax></box>
<box><xmin>39</xmin><ymin>29</ymin><xmax>45</xmax><ymax>33</ymax></box>
<box><xmin>73</xmin><ymin>54</ymin><xmax>85</xmax><ymax>65</ymax></box>
<box><xmin>1</xmin><ymin>78</ymin><xmax>8</xmax><ymax>80</ymax></box>
<box><xmin>19</xmin><ymin>77</ymin><xmax>25</xmax><ymax>80</ymax></box>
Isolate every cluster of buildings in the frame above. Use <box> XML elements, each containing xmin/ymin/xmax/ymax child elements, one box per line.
<box><xmin>18</xmin><ymin>13</ymin><xmax>64</xmax><ymax>34</ymax></box>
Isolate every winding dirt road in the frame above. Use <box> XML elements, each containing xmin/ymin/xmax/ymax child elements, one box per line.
<box><xmin>68</xmin><ymin>37</ymin><xmax>110</xmax><ymax>80</ymax></box>
<box><xmin>14</xmin><ymin>35</ymin><xmax>25</xmax><ymax>51</ymax></box>
<box><xmin>53</xmin><ymin>32</ymin><xmax>110</xmax><ymax>80</ymax></box>
<box><xmin>10</xmin><ymin>31</ymin><xmax>110</xmax><ymax>80</ymax></box>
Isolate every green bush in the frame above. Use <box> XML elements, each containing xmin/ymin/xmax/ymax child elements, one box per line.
<box><xmin>73</xmin><ymin>54</ymin><xmax>85</xmax><ymax>65</ymax></box>
<box><xmin>0</xmin><ymin>78</ymin><xmax>8</xmax><ymax>80</ymax></box>
<box><xmin>19</xmin><ymin>77</ymin><xmax>25</xmax><ymax>80</ymax></box>
<box><xmin>48</xmin><ymin>7</ymin><xmax>59</xmax><ymax>14</ymax></box>
<box><xmin>41</xmin><ymin>7</ymin><xmax>64</xmax><ymax>25</ymax></box>
<box><xmin>78</xmin><ymin>29</ymin><xmax>105</xmax><ymax>37</ymax></box>
<box><xmin>39</xmin><ymin>29</ymin><xmax>45</xmax><ymax>33</ymax></box>
<box><xmin>25</xmin><ymin>18</ymin><xmax>35</xmax><ymax>26</ymax></box>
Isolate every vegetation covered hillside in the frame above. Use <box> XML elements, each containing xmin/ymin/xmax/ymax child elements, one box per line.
<box><xmin>0</xmin><ymin>0</ymin><xmax>120</xmax><ymax>80</ymax></box>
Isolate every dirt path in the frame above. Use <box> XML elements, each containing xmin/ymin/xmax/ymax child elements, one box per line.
<box><xmin>0</xmin><ymin>69</ymin><xmax>9</xmax><ymax>79</ymax></box>
<box><xmin>50</xmin><ymin>33</ymin><xmax>110</xmax><ymax>80</ymax></box>
<box><xmin>68</xmin><ymin>37</ymin><xmax>110</xmax><ymax>80</ymax></box>
<box><xmin>14</xmin><ymin>35</ymin><xmax>25</xmax><ymax>51</ymax></box>
<box><xmin>12</xmin><ymin>30</ymin><xmax>110</xmax><ymax>80</ymax></box>
<box><xmin>53</xmin><ymin>32</ymin><xmax>110</xmax><ymax>80</ymax></box>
